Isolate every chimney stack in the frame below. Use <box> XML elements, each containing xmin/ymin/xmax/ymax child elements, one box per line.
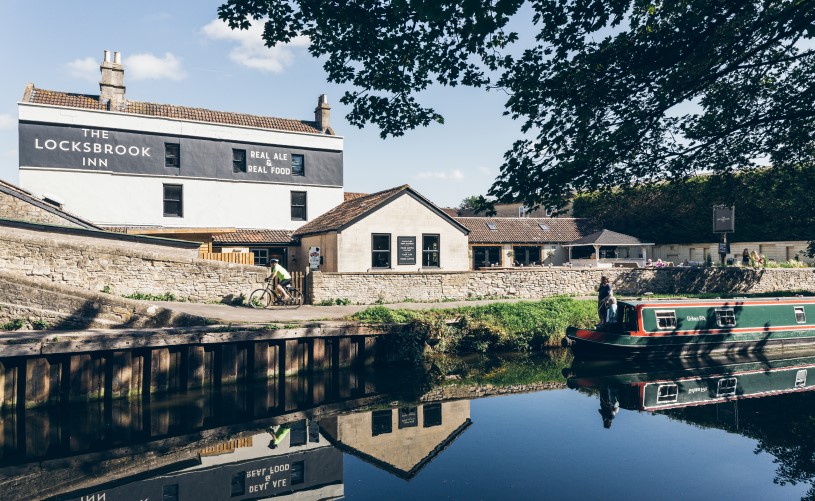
<box><xmin>314</xmin><ymin>94</ymin><xmax>331</xmax><ymax>134</ymax></box>
<box><xmin>99</xmin><ymin>50</ymin><xmax>126</xmax><ymax>110</ymax></box>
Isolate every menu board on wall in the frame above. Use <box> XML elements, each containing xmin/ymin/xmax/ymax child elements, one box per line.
<box><xmin>397</xmin><ymin>236</ymin><xmax>416</xmax><ymax>265</ymax></box>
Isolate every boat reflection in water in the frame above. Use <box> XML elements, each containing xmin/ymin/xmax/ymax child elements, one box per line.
<box><xmin>564</xmin><ymin>352</ymin><xmax>815</xmax><ymax>427</ymax></box>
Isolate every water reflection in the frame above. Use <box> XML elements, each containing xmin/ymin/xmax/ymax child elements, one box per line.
<box><xmin>1</xmin><ymin>352</ymin><xmax>814</xmax><ymax>500</ymax></box>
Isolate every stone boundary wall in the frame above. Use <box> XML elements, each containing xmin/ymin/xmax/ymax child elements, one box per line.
<box><xmin>0</xmin><ymin>190</ymin><xmax>85</xmax><ymax>228</ymax></box>
<box><xmin>0</xmin><ymin>225</ymin><xmax>265</xmax><ymax>303</ymax></box>
<box><xmin>310</xmin><ymin>267</ymin><xmax>815</xmax><ymax>304</ymax></box>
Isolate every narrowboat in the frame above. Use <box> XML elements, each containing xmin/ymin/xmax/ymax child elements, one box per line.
<box><xmin>563</xmin><ymin>351</ymin><xmax>815</xmax><ymax>411</ymax></box>
<box><xmin>563</xmin><ymin>297</ymin><xmax>815</xmax><ymax>358</ymax></box>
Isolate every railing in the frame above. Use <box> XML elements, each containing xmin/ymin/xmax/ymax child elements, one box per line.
<box><xmin>199</xmin><ymin>251</ymin><xmax>255</xmax><ymax>265</ymax></box>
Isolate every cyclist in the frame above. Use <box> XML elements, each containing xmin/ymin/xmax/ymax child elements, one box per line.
<box><xmin>267</xmin><ymin>258</ymin><xmax>292</xmax><ymax>301</ymax></box>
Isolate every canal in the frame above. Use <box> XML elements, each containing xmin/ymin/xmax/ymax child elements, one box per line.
<box><xmin>1</xmin><ymin>351</ymin><xmax>813</xmax><ymax>500</ymax></box>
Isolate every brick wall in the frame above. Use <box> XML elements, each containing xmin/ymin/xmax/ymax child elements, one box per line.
<box><xmin>310</xmin><ymin>267</ymin><xmax>815</xmax><ymax>304</ymax></box>
<box><xmin>0</xmin><ymin>225</ymin><xmax>265</xmax><ymax>303</ymax></box>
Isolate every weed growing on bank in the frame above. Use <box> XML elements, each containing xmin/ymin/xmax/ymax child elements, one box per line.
<box><xmin>350</xmin><ymin>297</ymin><xmax>597</xmax><ymax>355</ymax></box>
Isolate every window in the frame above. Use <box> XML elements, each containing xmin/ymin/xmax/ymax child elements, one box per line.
<box><xmin>163</xmin><ymin>484</ymin><xmax>179</xmax><ymax>501</ymax></box>
<box><xmin>291</xmin><ymin>154</ymin><xmax>305</xmax><ymax>176</ymax></box>
<box><xmin>372</xmin><ymin>234</ymin><xmax>391</xmax><ymax>268</ymax></box>
<box><xmin>289</xmin><ymin>419</ymin><xmax>307</xmax><ymax>446</ymax></box>
<box><xmin>163</xmin><ymin>184</ymin><xmax>183</xmax><ymax>217</ymax></box>
<box><xmin>486</xmin><ymin>222</ymin><xmax>497</xmax><ymax>230</ymax></box>
<box><xmin>795</xmin><ymin>369</ymin><xmax>807</xmax><ymax>388</ymax></box>
<box><xmin>717</xmin><ymin>377</ymin><xmax>737</xmax><ymax>397</ymax></box>
<box><xmin>538</xmin><ymin>223</ymin><xmax>550</xmax><ymax>231</ymax></box>
<box><xmin>250</xmin><ymin>248</ymin><xmax>269</xmax><ymax>266</ymax></box>
<box><xmin>423</xmin><ymin>403</ymin><xmax>442</xmax><ymax>427</ymax></box>
<box><xmin>795</xmin><ymin>306</ymin><xmax>807</xmax><ymax>324</ymax></box>
<box><xmin>372</xmin><ymin>409</ymin><xmax>393</xmax><ymax>436</ymax></box>
<box><xmin>422</xmin><ymin>234</ymin><xmax>440</xmax><ymax>268</ymax></box>
<box><xmin>473</xmin><ymin>246</ymin><xmax>502</xmax><ymax>267</ymax></box>
<box><xmin>230</xmin><ymin>472</ymin><xmax>246</xmax><ymax>497</ymax></box>
<box><xmin>399</xmin><ymin>407</ymin><xmax>418</xmax><ymax>429</ymax></box>
<box><xmin>291</xmin><ymin>461</ymin><xmax>305</xmax><ymax>485</ymax></box>
<box><xmin>513</xmin><ymin>246</ymin><xmax>542</xmax><ymax>266</ymax></box>
<box><xmin>164</xmin><ymin>143</ymin><xmax>180</xmax><ymax>168</ymax></box>
<box><xmin>715</xmin><ymin>308</ymin><xmax>736</xmax><ymax>327</ymax></box>
<box><xmin>655</xmin><ymin>310</ymin><xmax>677</xmax><ymax>329</ymax></box>
<box><xmin>308</xmin><ymin>421</ymin><xmax>320</xmax><ymax>442</ymax></box>
<box><xmin>232</xmin><ymin>148</ymin><xmax>246</xmax><ymax>173</ymax></box>
<box><xmin>291</xmin><ymin>191</ymin><xmax>307</xmax><ymax>221</ymax></box>
<box><xmin>656</xmin><ymin>384</ymin><xmax>678</xmax><ymax>403</ymax></box>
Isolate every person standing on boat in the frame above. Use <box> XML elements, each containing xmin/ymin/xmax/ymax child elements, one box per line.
<box><xmin>605</xmin><ymin>296</ymin><xmax>618</xmax><ymax>324</ymax></box>
<box><xmin>598</xmin><ymin>276</ymin><xmax>612</xmax><ymax>323</ymax></box>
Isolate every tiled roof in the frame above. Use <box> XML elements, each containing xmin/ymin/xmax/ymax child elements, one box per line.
<box><xmin>0</xmin><ymin>179</ymin><xmax>101</xmax><ymax>230</ymax></box>
<box><xmin>440</xmin><ymin>207</ymin><xmax>460</xmax><ymax>217</ymax></box>
<box><xmin>213</xmin><ymin>229</ymin><xmax>294</xmax><ymax>245</ymax></box>
<box><xmin>294</xmin><ymin>185</ymin><xmax>467</xmax><ymax>237</ymax></box>
<box><xmin>566</xmin><ymin>229</ymin><xmax>653</xmax><ymax>246</ymax></box>
<box><xmin>343</xmin><ymin>192</ymin><xmax>368</xmax><ymax>202</ymax></box>
<box><xmin>25</xmin><ymin>86</ymin><xmax>324</xmax><ymax>135</ymax></box>
<box><xmin>456</xmin><ymin>217</ymin><xmax>596</xmax><ymax>244</ymax></box>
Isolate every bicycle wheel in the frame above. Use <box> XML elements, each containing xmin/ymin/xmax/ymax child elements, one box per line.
<box><xmin>249</xmin><ymin>288</ymin><xmax>272</xmax><ymax>308</ymax></box>
<box><xmin>285</xmin><ymin>288</ymin><xmax>303</xmax><ymax>309</ymax></box>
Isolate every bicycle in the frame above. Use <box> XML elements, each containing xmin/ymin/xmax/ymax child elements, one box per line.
<box><xmin>249</xmin><ymin>278</ymin><xmax>303</xmax><ymax>309</ymax></box>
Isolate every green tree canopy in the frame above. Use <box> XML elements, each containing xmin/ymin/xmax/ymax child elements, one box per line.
<box><xmin>571</xmin><ymin>165</ymin><xmax>815</xmax><ymax>244</ymax></box>
<box><xmin>218</xmin><ymin>1</ymin><xmax>815</xmax><ymax>207</ymax></box>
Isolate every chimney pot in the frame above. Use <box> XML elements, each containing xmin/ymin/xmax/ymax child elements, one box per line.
<box><xmin>113</xmin><ymin>51</ymin><xmax>121</xmax><ymax>64</ymax></box>
<box><xmin>103</xmin><ymin>50</ymin><xmax>110</xmax><ymax>63</ymax></box>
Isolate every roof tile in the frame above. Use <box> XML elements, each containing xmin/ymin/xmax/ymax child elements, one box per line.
<box><xmin>456</xmin><ymin>217</ymin><xmax>597</xmax><ymax>243</ymax></box>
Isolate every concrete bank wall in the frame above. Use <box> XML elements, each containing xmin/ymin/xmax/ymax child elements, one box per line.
<box><xmin>310</xmin><ymin>267</ymin><xmax>815</xmax><ymax>304</ymax></box>
<box><xmin>0</xmin><ymin>224</ymin><xmax>265</xmax><ymax>303</ymax></box>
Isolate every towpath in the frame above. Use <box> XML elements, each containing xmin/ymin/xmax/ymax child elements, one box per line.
<box><xmin>152</xmin><ymin>297</ymin><xmax>564</xmax><ymax>324</ymax></box>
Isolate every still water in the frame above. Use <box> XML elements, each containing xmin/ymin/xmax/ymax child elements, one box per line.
<box><xmin>1</xmin><ymin>351</ymin><xmax>814</xmax><ymax>500</ymax></box>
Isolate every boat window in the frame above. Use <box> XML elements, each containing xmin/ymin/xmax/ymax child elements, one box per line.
<box><xmin>656</xmin><ymin>384</ymin><xmax>678</xmax><ymax>403</ymax></box>
<box><xmin>795</xmin><ymin>369</ymin><xmax>807</xmax><ymax>389</ymax></box>
<box><xmin>715</xmin><ymin>308</ymin><xmax>736</xmax><ymax>327</ymax></box>
<box><xmin>795</xmin><ymin>306</ymin><xmax>807</xmax><ymax>324</ymax></box>
<box><xmin>655</xmin><ymin>310</ymin><xmax>677</xmax><ymax>329</ymax></box>
<box><xmin>717</xmin><ymin>378</ymin><xmax>737</xmax><ymax>397</ymax></box>
<box><xmin>621</xmin><ymin>305</ymin><xmax>639</xmax><ymax>331</ymax></box>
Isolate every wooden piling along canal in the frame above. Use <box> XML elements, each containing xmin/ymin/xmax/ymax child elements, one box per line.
<box><xmin>0</xmin><ymin>324</ymin><xmax>385</xmax><ymax>409</ymax></box>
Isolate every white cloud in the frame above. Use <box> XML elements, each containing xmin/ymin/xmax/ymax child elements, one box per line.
<box><xmin>126</xmin><ymin>53</ymin><xmax>187</xmax><ymax>81</ymax></box>
<box><xmin>66</xmin><ymin>57</ymin><xmax>99</xmax><ymax>82</ymax></box>
<box><xmin>201</xmin><ymin>19</ymin><xmax>309</xmax><ymax>73</ymax></box>
<box><xmin>415</xmin><ymin>169</ymin><xmax>465</xmax><ymax>181</ymax></box>
<box><xmin>0</xmin><ymin>114</ymin><xmax>14</xmax><ymax>130</ymax></box>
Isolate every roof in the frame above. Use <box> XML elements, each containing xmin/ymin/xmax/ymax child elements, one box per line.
<box><xmin>565</xmin><ymin>229</ymin><xmax>654</xmax><ymax>247</ymax></box>
<box><xmin>293</xmin><ymin>185</ymin><xmax>469</xmax><ymax>237</ymax></box>
<box><xmin>440</xmin><ymin>207</ymin><xmax>460</xmax><ymax>217</ymax></box>
<box><xmin>0</xmin><ymin>179</ymin><xmax>101</xmax><ymax>230</ymax></box>
<box><xmin>343</xmin><ymin>192</ymin><xmax>368</xmax><ymax>202</ymax></box>
<box><xmin>213</xmin><ymin>229</ymin><xmax>294</xmax><ymax>245</ymax></box>
<box><xmin>23</xmin><ymin>86</ymin><xmax>326</xmax><ymax>135</ymax></box>
<box><xmin>455</xmin><ymin>217</ymin><xmax>596</xmax><ymax>244</ymax></box>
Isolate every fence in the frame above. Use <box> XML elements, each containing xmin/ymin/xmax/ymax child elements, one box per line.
<box><xmin>269</xmin><ymin>271</ymin><xmax>308</xmax><ymax>297</ymax></box>
<box><xmin>199</xmin><ymin>251</ymin><xmax>255</xmax><ymax>265</ymax></box>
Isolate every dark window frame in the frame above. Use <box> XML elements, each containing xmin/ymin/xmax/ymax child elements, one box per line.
<box><xmin>372</xmin><ymin>409</ymin><xmax>393</xmax><ymax>436</ymax></box>
<box><xmin>422</xmin><ymin>234</ymin><xmax>441</xmax><ymax>268</ymax></box>
<box><xmin>291</xmin><ymin>153</ymin><xmax>305</xmax><ymax>176</ymax></box>
<box><xmin>164</xmin><ymin>143</ymin><xmax>180</xmax><ymax>168</ymax></box>
<box><xmin>163</xmin><ymin>184</ymin><xmax>183</xmax><ymax>218</ymax></box>
<box><xmin>232</xmin><ymin>148</ymin><xmax>247</xmax><ymax>173</ymax></box>
<box><xmin>291</xmin><ymin>191</ymin><xmax>307</xmax><ymax>221</ymax></box>
<box><xmin>371</xmin><ymin>233</ymin><xmax>392</xmax><ymax>269</ymax></box>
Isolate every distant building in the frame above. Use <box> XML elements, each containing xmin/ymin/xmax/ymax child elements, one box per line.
<box><xmin>17</xmin><ymin>50</ymin><xmax>344</xmax><ymax>267</ymax></box>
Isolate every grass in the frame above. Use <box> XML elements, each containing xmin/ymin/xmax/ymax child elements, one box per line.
<box><xmin>123</xmin><ymin>292</ymin><xmax>182</xmax><ymax>302</ymax></box>
<box><xmin>350</xmin><ymin>297</ymin><xmax>597</xmax><ymax>355</ymax></box>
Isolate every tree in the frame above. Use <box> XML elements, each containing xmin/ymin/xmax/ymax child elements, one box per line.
<box><xmin>218</xmin><ymin>1</ymin><xmax>815</xmax><ymax>207</ymax></box>
<box><xmin>458</xmin><ymin>195</ymin><xmax>496</xmax><ymax>215</ymax></box>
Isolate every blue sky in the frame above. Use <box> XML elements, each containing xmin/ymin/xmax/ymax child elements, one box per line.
<box><xmin>0</xmin><ymin>0</ymin><xmax>524</xmax><ymax>208</ymax></box>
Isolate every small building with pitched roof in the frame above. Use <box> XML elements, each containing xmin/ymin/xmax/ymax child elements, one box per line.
<box><xmin>564</xmin><ymin>229</ymin><xmax>654</xmax><ymax>268</ymax></box>
<box><xmin>292</xmin><ymin>185</ymin><xmax>470</xmax><ymax>272</ymax></box>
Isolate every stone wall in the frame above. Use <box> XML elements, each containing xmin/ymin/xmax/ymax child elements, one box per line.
<box><xmin>0</xmin><ymin>190</ymin><xmax>85</xmax><ymax>228</ymax></box>
<box><xmin>0</xmin><ymin>224</ymin><xmax>265</xmax><ymax>303</ymax></box>
<box><xmin>310</xmin><ymin>267</ymin><xmax>815</xmax><ymax>304</ymax></box>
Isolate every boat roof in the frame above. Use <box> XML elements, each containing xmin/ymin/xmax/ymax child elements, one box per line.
<box><xmin>619</xmin><ymin>296</ymin><xmax>815</xmax><ymax>307</ymax></box>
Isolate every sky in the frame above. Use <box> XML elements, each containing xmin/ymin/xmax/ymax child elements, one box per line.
<box><xmin>0</xmin><ymin>0</ymin><xmax>525</xmax><ymax>208</ymax></box>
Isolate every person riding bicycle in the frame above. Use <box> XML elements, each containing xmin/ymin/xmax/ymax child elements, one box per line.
<box><xmin>267</xmin><ymin>259</ymin><xmax>292</xmax><ymax>301</ymax></box>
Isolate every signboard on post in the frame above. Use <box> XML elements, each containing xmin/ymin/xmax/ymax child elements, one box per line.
<box><xmin>713</xmin><ymin>206</ymin><xmax>735</xmax><ymax>233</ymax></box>
<box><xmin>308</xmin><ymin>247</ymin><xmax>321</xmax><ymax>271</ymax></box>
<box><xmin>397</xmin><ymin>236</ymin><xmax>416</xmax><ymax>265</ymax></box>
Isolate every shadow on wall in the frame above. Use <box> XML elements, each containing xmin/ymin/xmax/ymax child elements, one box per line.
<box><xmin>614</xmin><ymin>267</ymin><xmax>766</xmax><ymax>295</ymax></box>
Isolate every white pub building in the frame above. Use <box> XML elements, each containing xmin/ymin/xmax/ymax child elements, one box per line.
<box><xmin>17</xmin><ymin>50</ymin><xmax>343</xmax><ymax>266</ymax></box>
